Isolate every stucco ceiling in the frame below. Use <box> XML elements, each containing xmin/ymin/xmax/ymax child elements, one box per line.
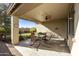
<box><xmin>13</xmin><ymin>3</ymin><xmax>71</xmax><ymax>22</ymax></box>
<box><xmin>13</xmin><ymin>3</ymin><xmax>42</xmax><ymax>16</ymax></box>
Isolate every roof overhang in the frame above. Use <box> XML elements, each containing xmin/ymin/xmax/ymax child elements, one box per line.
<box><xmin>7</xmin><ymin>3</ymin><xmax>22</xmax><ymax>15</ymax></box>
<box><xmin>7</xmin><ymin>3</ymin><xmax>73</xmax><ymax>22</ymax></box>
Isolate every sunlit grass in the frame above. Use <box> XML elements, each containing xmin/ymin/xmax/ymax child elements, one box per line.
<box><xmin>19</xmin><ymin>33</ymin><xmax>31</xmax><ymax>38</ymax></box>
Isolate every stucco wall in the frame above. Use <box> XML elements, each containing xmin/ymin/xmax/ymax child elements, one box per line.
<box><xmin>71</xmin><ymin>4</ymin><xmax>79</xmax><ymax>56</ymax></box>
<box><xmin>36</xmin><ymin>19</ymin><xmax>67</xmax><ymax>39</ymax></box>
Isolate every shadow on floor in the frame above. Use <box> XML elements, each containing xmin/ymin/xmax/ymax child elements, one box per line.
<box><xmin>17</xmin><ymin>39</ymin><xmax>70</xmax><ymax>53</ymax></box>
<box><xmin>0</xmin><ymin>41</ymin><xmax>14</xmax><ymax>56</ymax></box>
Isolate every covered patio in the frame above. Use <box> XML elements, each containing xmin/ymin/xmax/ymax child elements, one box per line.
<box><xmin>7</xmin><ymin>3</ymin><xmax>73</xmax><ymax>56</ymax></box>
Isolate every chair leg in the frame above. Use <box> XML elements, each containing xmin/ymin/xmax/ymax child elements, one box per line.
<box><xmin>36</xmin><ymin>41</ymin><xmax>41</xmax><ymax>51</ymax></box>
<box><xmin>30</xmin><ymin>39</ymin><xmax>38</xmax><ymax>46</ymax></box>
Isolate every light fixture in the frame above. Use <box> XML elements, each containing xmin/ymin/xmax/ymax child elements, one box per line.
<box><xmin>45</xmin><ymin>16</ymin><xmax>48</xmax><ymax>20</ymax></box>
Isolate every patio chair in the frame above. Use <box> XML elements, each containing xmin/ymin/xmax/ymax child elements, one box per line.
<box><xmin>44</xmin><ymin>32</ymin><xmax>52</xmax><ymax>41</ymax></box>
<box><xmin>31</xmin><ymin>32</ymin><xmax>52</xmax><ymax>51</ymax></box>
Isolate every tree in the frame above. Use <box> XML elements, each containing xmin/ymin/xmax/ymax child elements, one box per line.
<box><xmin>29</xmin><ymin>27</ymin><xmax>36</xmax><ymax>33</ymax></box>
<box><xmin>0</xmin><ymin>4</ymin><xmax>11</xmax><ymax>35</ymax></box>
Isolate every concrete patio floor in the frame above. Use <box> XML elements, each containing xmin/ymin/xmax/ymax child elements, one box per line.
<box><xmin>0</xmin><ymin>41</ymin><xmax>22</xmax><ymax>56</ymax></box>
<box><xmin>15</xmin><ymin>38</ymin><xmax>71</xmax><ymax>56</ymax></box>
<box><xmin>15</xmin><ymin>46</ymin><xmax>71</xmax><ymax>56</ymax></box>
<box><xmin>0</xmin><ymin>38</ymin><xmax>71</xmax><ymax>56</ymax></box>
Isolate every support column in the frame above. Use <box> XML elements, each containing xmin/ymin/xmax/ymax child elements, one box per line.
<box><xmin>11</xmin><ymin>16</ymin><xmax>19</xmax><ymax>44</ymax></box>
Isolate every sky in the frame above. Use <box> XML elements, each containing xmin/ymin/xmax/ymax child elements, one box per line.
<box><xmin>19</xmin><ymin>19</ymin><xmax>37</xmax><ymax>28</ymax></box>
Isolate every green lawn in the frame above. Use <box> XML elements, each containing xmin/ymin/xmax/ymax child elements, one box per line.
<box><xmin>20</xmin><ymin>33</ymin><xmax>31</xmax><ymax>38</ymax></box>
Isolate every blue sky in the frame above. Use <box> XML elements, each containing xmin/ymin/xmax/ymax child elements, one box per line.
<box><xmin>19</xmin><ymin>19</ymin><xmax>37</xmax><ymax>28</ymax></box>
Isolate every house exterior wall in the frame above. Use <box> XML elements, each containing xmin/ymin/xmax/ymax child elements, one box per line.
<box><xmin>71</xmin><ymin>3</ymin><xmax>79</xmax><ymax>56</ymax></box>
<box><xmin>36</xmin><ymin>19</ymin><xmax>67</xmax><ymax>39</ymax></box>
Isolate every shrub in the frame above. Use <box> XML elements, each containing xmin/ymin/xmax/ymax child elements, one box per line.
<box><xmin>0</xmin><ymin>27</ymin><xmax>6</xmax><ymax>33</ymax></box>
<box><xmin>29</xmin><ymin>27</ymin><xmax>36</xmax><ymax>33</ymax></box>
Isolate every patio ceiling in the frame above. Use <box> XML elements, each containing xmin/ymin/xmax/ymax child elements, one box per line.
<box><xmin>8</xmin><ymin>3</ymin><xmax>71</xmax><ymax>22</ymax></box>
<box><xmin>11</xmin><ymin>3</ymin><xmax>42</xmax><ymax>16</ymax></box>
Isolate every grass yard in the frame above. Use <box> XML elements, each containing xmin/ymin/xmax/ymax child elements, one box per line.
<box><xmin>20</xmin><ymin>33</ymin><xmax>31</xmax><ymax>38</ymax></box>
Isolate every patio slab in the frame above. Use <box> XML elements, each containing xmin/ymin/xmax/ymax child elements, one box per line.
<box><xmin>14</xmin><ymin>38</ymin><xmax>71</xmax><ymax>56</ymax></box>
<box><xmin>14</xmin><ymin>46</ymin><xmax>71</xmax><ymax>56</ymax></box>
<box><xmin>6</xmin><ymin>43</ymin><xmax>22</xmax><ymax>56</ymax></box>
<box><xmin>0</xmin><ymin>41</ymin><xmax>12</xmax><ymax>56</ymax></box>
<box><xmin>0</xmin><ymin>41</ymin><xmax>22</xmax><ymax>56</ymax></box>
